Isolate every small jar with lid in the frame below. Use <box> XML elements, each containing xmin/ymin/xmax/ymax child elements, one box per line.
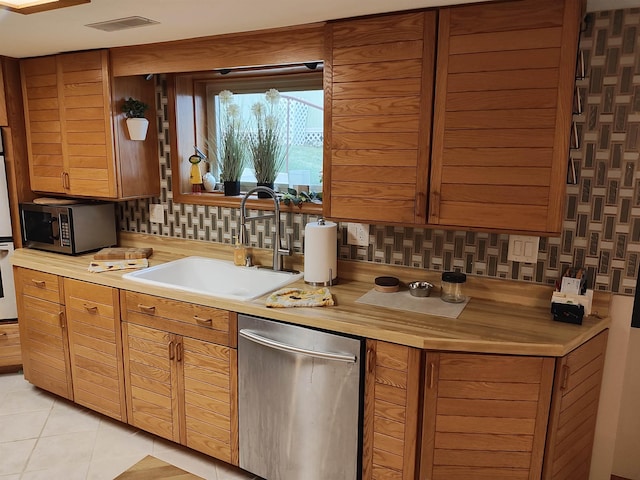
<box><xmin>441</xmin><ymin>271</ymin><xmax>467</xmax><ymax>303</ymax></box>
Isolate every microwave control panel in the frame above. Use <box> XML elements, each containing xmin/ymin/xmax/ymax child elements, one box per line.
<box><xmin>59</xmin><ymin>213</ymin><xmax>71</xmax><ymax>247</ymax></box>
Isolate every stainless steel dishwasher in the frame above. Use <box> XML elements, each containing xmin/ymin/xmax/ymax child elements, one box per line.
<box><xmin>238</xmin><ymin>314</ymin><xmax>363</xmax><ymax>480</ymax></box>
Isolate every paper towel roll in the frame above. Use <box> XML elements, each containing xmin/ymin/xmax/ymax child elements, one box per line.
<box><xmin>304</xmin><ymin>219</ymin><xmax>338</xmax><ymax>285</ymax></box>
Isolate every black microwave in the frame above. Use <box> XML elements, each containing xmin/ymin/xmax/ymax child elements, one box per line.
<box><xmin>20</xmin><ymin>202</ymin><xmax>117</xmax><ymax>255</ymax></box>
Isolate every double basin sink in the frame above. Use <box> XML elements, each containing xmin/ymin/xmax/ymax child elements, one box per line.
<box><xmin>123</xmin><ymin>256</ymin><xmax>303</xmax><ymax>301</ymax></box>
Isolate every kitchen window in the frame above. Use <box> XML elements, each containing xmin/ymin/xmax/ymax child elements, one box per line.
<box><xmin>169</xmin><ymin>65</ymin><xmax>324</xmax><ymax>212</ymax></box>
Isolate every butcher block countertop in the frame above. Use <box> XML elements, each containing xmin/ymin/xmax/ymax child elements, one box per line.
<box><xmin>11</xmin><ymin>232</ymin><xmax>610</xmax><ymax>357</ymax></box>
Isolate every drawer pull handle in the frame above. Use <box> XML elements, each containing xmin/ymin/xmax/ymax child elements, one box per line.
<box><xmin>138</xmin><ymin>304</ymin><xmax>156</xmax><ymax>313</ymax></box>
<box><xmin>427</xmin><ymin>362</ymin><xmax>436</xmax><ymax>389</ymax></box>
<box><xmin>0</xmin><ymin>332</ymin><xmax>7</xmax><ymax>338</ymax></box>
<box><xmin>59</xmin><ymin>311</ymin><xmax>66</xmax><ymax>329</ymax></box>
<box><xmin>84</xmin><ymin>304</ymin><xmax>98</xmax><ymax>313</ymax></box>
<box><xmin>169</xmin><ymin>341</ymin><xmax>175</xmax><ymax>360</ymax></box>
<box><xmin>32</xmin><ymin>279</ymin><xmax>46</xmax><ymax>288</ymax></box>
<box><xmin>194</xmin><ymin>315</ymin><xmax>212</xmax><ymax>326</ymax></box>
<box><xmin>366</xmin><ymin>346</ymin><xmax>376</xmax><ymax>374</ymax></box>
<box><xmin>176</xmin><ymin>342</ymin><xmax>183</xmax><ymax>362</ymax></box>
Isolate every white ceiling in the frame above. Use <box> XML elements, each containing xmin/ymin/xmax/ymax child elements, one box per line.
<box><xmin>0</xmin><ymin>0</ymin><xmax>637</xmax><ymax>59</ymax></box>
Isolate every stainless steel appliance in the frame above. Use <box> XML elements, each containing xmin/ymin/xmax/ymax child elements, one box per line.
<box><xmin>20</xmin><ymin>202</ymin><xmax>117</xmax><ymax>255</ymax></box>
<box><xmin>238</xmin><ymin>314</ymin><xmax>363</xmax><ymax>480</ymax></box>
<box><xmin>0</xmin><ymin>130</ymin><xmax>17</xmax><ymax>321</ymax></box>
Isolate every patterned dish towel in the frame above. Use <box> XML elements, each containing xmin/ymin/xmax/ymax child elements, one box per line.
<box><xmin>88</xmin><ymin>258</ymin><xmax>149</xmax><ymax>273</ymax></box>
<box><xmin>266</xmin><ymin>287</ymin><xmax>334</xmax><ymax>308</ymax></box>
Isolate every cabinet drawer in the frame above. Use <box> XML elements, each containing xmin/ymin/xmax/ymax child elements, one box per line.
<box><xmin>0</xmin><ymin>323</ymin><xmax>22</xmax><ymax>367</ymax></box>
<box><xmin>123</xmin><ymin>291</ymin><xmax>236</xmax><ymax>347</ymax></box>
<box><xmin>15</xmin><ymin>268</ymin><xmax>62</xmax><ymax>304</ymax></box>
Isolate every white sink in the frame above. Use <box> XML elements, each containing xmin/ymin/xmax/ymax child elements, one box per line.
<box><xmin>123</xmin><ymin>256</ymin><xmax>302</xmax><ymax>301</ymax></box>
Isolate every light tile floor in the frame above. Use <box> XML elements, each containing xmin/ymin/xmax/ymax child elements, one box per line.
<box><xmin>0</xmin><ymin>372</ymin><xmax>258</xmax><ymax>480</ymax></box>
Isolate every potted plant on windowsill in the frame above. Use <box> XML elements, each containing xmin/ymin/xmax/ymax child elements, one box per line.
<box><xmin>216</xmin><ymin>90</ymin><xmax>246</xmax><ymax>196</ymax></box>
<box><xmin>249</xmin><ymin>89</ymin><xmax>284</xmax><ymax>198</ymax></box>
<box><xmin>122</xmin><ymin>97</ymin><xmax>149</xmax><ymax>141</ymax></box>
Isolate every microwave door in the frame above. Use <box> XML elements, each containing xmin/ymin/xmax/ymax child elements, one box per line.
<box><xmin>22</xmin><ymin>210</ymin><xmax>60</xmax><ymax>245</ymax></box>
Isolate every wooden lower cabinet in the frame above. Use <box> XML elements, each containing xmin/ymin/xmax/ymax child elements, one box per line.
<box><xmin>121</xmin><ymin>291</ymin><xmax>239</xmax><ymax>466</ymax></box>
<box><xmin>64</xmin><ymin>278</ymin><xmax>126</xmax><ymax>421</ymax></box>
<box><xmin>420</xmin><ymin>352</ymin><xmax>555</xmax><ymax>480</ymax></box>
<box><xmin>0</xmin><ymin>322</ymin><xmax>22</xmax><ymax>368</ymax></box>
<box><xmin>14</xmin><ymin>267</ymin><xmax>72</xmax><ymax>400</ymax></box>
<box><xmin>543</xmin><ymin>330</ymin><xmax>608</xmax><ymax>480</ymax></box>
<box><xmin>362</xmin><ymin>340</ymin><xmax>422</xmax><ymax>480</ymax></box>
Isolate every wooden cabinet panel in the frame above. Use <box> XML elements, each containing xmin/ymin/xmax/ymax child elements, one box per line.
<box><xmin>64</xmin><ymin>279</ymin><xmax>126</xmax><ymax>421</ymax></box>
<box><xmin>20</xmin><ymin>50</ymin><xmax>159</xmax><ymax>200</ymax></box>
<box><xmin>123</xmin><ymin>322</ymin><xmax>179</xmax><ymax>442</ymax></box>
<box><xmin>0</xmin><ymin>61</ymin><xmax>8</xmax><ymax>126</ymax></box>
<box><xmin>183</xmin><ymin>337</ymin><xmax>238</xmax><ymax>465</ymax></box>
<box><xmin>0</xmin><ymin>323</ymin><xmax>22</xmax><ymax>368</ymax></box>
<box><xmin>14</xmin><ymin>267</ymin><xmax>72</xmax><ymax>400</ymax></box>
<box><xmin>325</xmin><ymin>11</ymin><xmax>436</xmax><ymax>225</ymax></box>
<box><xmin>429</xmin><ymin>0</ymin><xmax>583</xmax><ymax>234</ymax></box>
<box><xmin>421</xmin><ymin>352</ymin><xmax>555</xmax><ymax>480</ymax></box>
<box><xmin>543</xmin><ymin>330</ymin><xmax>608</xmax><ymax>480</ymax></box>
<box><xmin>362</xmin><ymin>340</ymin><xmax>421</xmax><ymax>480</ymax></box>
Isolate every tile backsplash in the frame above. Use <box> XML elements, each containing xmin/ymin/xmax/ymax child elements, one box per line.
<box><xmin>119</xmin><ymin>8</ymin><xmax>640</xmax><ymax>295</ymax></box>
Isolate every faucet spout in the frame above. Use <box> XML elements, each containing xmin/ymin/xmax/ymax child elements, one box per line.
<box><xmin>240</xmin><ymin>186</ymin><xmax>291</xmax><ymax>272</ymax></box>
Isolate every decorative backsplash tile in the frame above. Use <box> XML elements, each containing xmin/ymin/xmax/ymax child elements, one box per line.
<box><xmin>119</xmin><ymin>8</ymin><xmax>640</xmax><ymax>295</ymax></box>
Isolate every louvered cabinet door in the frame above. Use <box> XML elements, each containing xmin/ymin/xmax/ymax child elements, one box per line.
<box><xmin>421</xmin><ymin>352</ymin><xmax>555</xmax><ymax>480</ymax></box>
<box><xmin>59</xmin><ymin>50</ymin><xmax>117</xmax><ymax>197</ymax></box>
<box><xmin>14</xmin><ymin>267</ymin><xmax>72</xmax><ymax>399</ymax></box>
<box><xmin>325</xmin><ymin>11</ymin><xmax>436</xmax><ymax>225</ymax></box>
<box><xmin>122</xmin><ymin>322</ymin><xmax>180</xmax><ymax>443</ymax></box>
<box><xmin>543</xmin><ymin>330</ymin><xmax>608</xmax><ymax>480</ymax></box>
<box><xmin>362</xmin><ymin>340</ymin><xmax>421</xmax><ymax>480</ymax></box>
<box><xmin>64</xmin><ymin>279</ymin><xmax>126</xmax><ymax>421</ymax></box>
<box><xmin>182</xmin><ymin>337</ymin><xmax>239</xmax><ymax>466</ymax></box>
<box><xmin>429</xmin><ymin>0</ymin><xmax>584</xmax><ymax>234</ymax></box>
<box><xmin>20</xmin><ymin>56</ymin><xmax>66</xmax><ymax>194</ymax></box>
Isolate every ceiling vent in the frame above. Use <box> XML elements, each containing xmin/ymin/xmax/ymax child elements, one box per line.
<box><xmin>85</xmin><ymin>16</ymin><xmax>159</xmax><ymax>32</ymax></box>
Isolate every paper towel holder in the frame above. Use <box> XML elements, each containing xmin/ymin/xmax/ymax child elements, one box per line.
<box><xmin>304</xmin><ymin>218</ymin><xmax>338</xmax><ymax>286</ymax></box>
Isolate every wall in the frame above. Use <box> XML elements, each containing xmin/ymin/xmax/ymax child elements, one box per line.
<box><xmin>119</xmin><ymin>8</ymin><xmax>640</xmax><ymax>296</ymax></box>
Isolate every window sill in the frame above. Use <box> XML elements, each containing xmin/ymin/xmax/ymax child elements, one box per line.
<box><xmin>173</xmin><ymin>191</ymin><xmax>323</xmax><ymax>214</ymax></box>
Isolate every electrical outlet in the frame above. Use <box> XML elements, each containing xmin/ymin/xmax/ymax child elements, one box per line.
<box><xmin>507</xmin><ymin>235</ymin><xmax>540</xmax><ymax>263</ymax></box>
<box><xmin>347</xmin><ymin>223</ymin><xmax>369</xmax><ymax>247</ymax></box>
<box><xmin>149</xmin><ymin>204</ymin><xmax>164</xmax><ymax>223</ymax></box>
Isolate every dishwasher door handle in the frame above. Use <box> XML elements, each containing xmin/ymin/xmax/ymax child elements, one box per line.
<box><xmin>239</xmin><ymin>329</ymin><xmax>357</xmax><ymax>363</ymax></box>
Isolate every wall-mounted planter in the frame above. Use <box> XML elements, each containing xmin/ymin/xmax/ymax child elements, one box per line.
<box><xmin>125</xmin><ymin>117</ymin><xmax>149</xmax><ymax>141</ymax></box>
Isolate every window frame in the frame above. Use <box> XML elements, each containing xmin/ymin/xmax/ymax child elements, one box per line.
<box><xmin>168</xmin><ymin>66</ymin><xmax>324</xmax><ymax>213</ymax></box>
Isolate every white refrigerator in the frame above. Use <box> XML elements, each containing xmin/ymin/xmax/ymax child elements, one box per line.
<box><xmin>0</xmin><ymin>129</ymin><xmax>17</xmax><ymax>320</ymax></box>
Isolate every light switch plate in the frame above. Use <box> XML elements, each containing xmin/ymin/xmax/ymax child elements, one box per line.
<box><xmin>347</xmin><ymin>223</ymin><xmax>369</xmax><ymax>247</ymax></box>
<box><xmin>507</xmin><ymin>235</ymin><xmax>540</xmax><ymax>263</ymax></box>
<box><xmin>149</xmin><ymin>204</ymin><xmax>164</xmax><ymax>223</ymax></box>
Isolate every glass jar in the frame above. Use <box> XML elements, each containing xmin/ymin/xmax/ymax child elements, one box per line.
<box><xmin>441</xmin><ymin>271</ymin><xmax>467</xmax><ymax>303</ymax></box>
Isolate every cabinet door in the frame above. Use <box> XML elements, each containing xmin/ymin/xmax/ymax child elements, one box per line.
<box><xmin>429</xmin><ymin>0</ymin><xmax>583</xmax><ymax>234</ymax></box>
<box><xmin>21</xmin><ymin>56</ymin><xmax>66</xmax><ymax>194</ymax></box>
<box><xmin>325</xmin><ymin>12</ymin><xmax>436</xmax><ymax>224</ymax></box>
<box><xmin>0</xmin><ymin>323</ymin><xmax>22</xmax><ymax>368</ymax></box>
<box><xmin>122</xmin><ymin>322</ymin><xmax>180</xmax><ymax>442</ymax></box>
<box><xmin>14</xmin><ymin>267</ymin><xmax>72</xmax><ymax>399</ymax></box>
<box><xmin>182</xmin><ymin>337</ymin><xmax>239</xmax><ymax>465</ymax></box>
<box><xmin>64</xmin><ymin>279</ymin><xmax>126</xmax><ymax>421</ymax></box>
<box><xmin>543</xmin><ymin>330</ymin><xmax>608</xmax><ymax>480</ymax></box>
<box><xmin>60</xmin><ymin>50</ymin><xmax>117</xmax><ymax>197</ymax></box>
<box><xmin>421</xmin><ymin>352</ymin><xmax>555</xmax><ymax>480</ymax></box>
<box><xmin>362</xmin><ymin>340</ymin><xmax>421</xmax><ymax>480</ymax></box>
<box><xmin>0</xmin><ymin>60</ymin><xmax>8</xmax><ymax>126</ymax></box>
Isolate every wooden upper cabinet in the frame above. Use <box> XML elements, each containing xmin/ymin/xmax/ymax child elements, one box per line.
<box><xmin>429</xmin><ymin>0</ymin><xmax>584</xmax><ymax>234</ymax></box>
<box><xmin>324</xmin><ymin>12</ymin><xmax>436</xmax><ymax>224</ymax></box>
<box><xmin>20</xmin><ymin>50</ymin><xmax>159</xmax><ymax>199</ymax></box>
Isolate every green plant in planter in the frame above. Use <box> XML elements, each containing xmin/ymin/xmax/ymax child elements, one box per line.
<box><xmin>121</xmin><ymin>97</ymin><xmax>149</xmax><ymax>118</ymax></box>
<box><xmin>280</xmin><ymin>188</ymin><xmax>322</xmax><ymax>208</ymax></box>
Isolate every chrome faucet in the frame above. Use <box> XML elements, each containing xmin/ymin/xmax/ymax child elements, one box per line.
<box><xmin>239</xmin><ymin>186</ymin><xmax>291</xmax><ymax>272</ymax></box>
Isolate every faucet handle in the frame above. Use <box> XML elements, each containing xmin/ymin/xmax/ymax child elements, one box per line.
<box><xmin>279</xmin><ymin>233</ymin><xmax>293</xmax><ymax>256</ymax></box>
